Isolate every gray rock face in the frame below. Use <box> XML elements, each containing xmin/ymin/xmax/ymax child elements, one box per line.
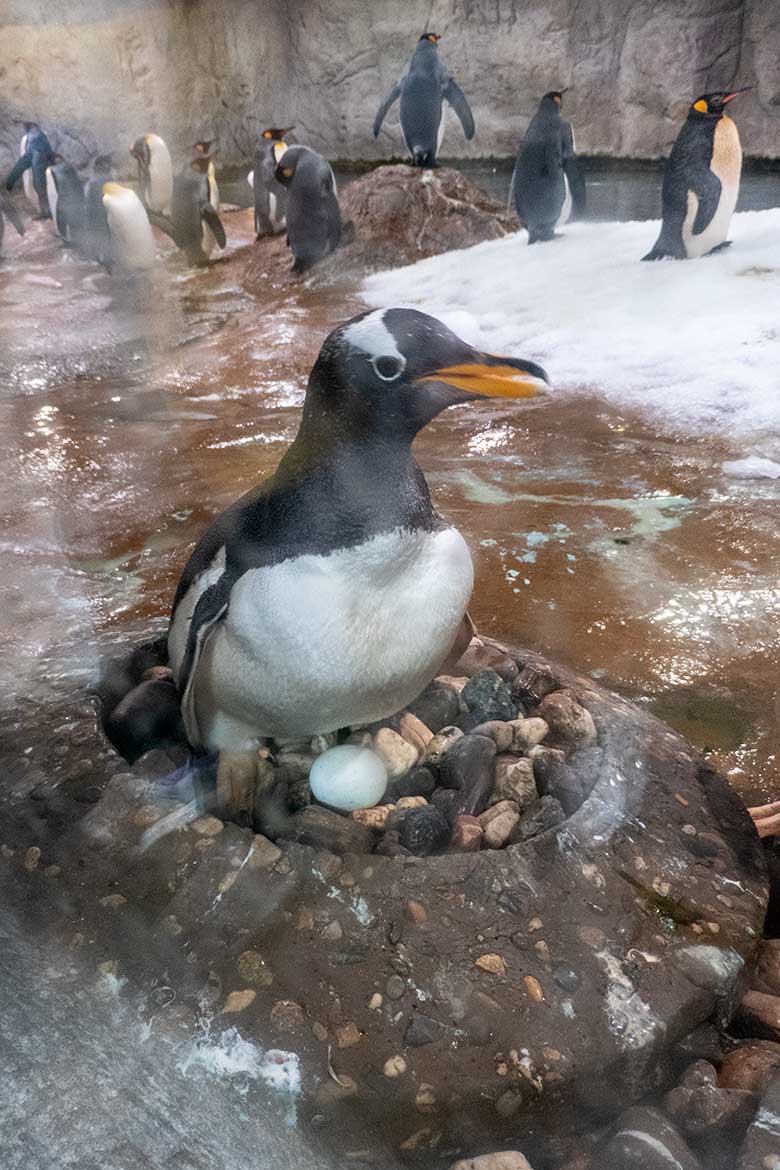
<box><xmin>2</xmin><ymin>1</ymin><xmax>778</xmax><ymax>174</ymax></box>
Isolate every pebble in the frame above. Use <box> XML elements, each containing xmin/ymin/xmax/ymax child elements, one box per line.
<box><xmin>405</xmin><ymin>1013</ymin><xmax>444</xmax><ymax>1047</ymax></box>
<box><xmin>270</xmin><ymin>1000</ymin><xmax>305</xmax><ymax>1032</ymax></box>
<box><xmin>509</xmin><ymin>796</ymin><xmax>565</xmax><ymax>843</ymax></box>
<box><xmin>383</xmin><ymin>1054</ymin><xmax>407</xmax><ymax>1078</ymax></box>
<box><xmin>603</xmin><ymin>1106</ymin><xmax>702</xmax><ymax>1170</ymax></box>
<box><xmin>386</xmin><ymin>766</ymin><xmax>436</xmax><ymax>802</ymax></box>
<box><xmin>406</xmin><ymin>680</ymin><xmax>462</xmax><ymax>732</ymax></box>
<box><xmin>476</xmin><ymin>953</ymin><xmax>506</xmax><ymax>976</ymax></box>
<box><xmin>237</xmin><ymin>950</ymin><xmax>273</xmax><ymax>987</ymax></box>
<box><xmin>350</xmin><ymin>804</ymin><xmax>395</xmax><ymax>831</ymax></box>
<box><xmin>374</xmin><ymin>830</ymin><xmax>411</xmax><ymax>857</ymax></box>
<box><xmin>553</xmin><ymin>965</ymin><xmax>580</xmax><ymax>993</ymax></box>
<box><xmin>524</xmin><ymin>976</ymin><xmax>544</xmax><ymax>1002</ymax></box>
<box><xmin>479</xmin><ymin>801</ymin><xmax>520</xmax><ymax>849</ymax></box>
<box><xmin>462</xmin><ymin>670</ymin><xmax>517</xmax><ymax>723</ymax></box>
<box><xmin>738</xmin><ymin>991</ymin><xmax>780</xmax><ymax>1039</ymax></box>
<box><xmin>451</xmin><ymin>815</ymin><xmax>483</xmax><ymax>852</ymax></box>
<box><xmin>223</xmin><ymin>989</ymin><xmax>256</xmax><ymax>1014</ymax></box>
<box><xmin>425</xmin><ymin>726</ymin><xmax>464</xmax><ymax>766</ymax></box>
<box><xmin>471</xmin><ymin>721</ymin><xmax>514</xmax><ymax>752</ymax></box>
<box><xmin>368</xmin><ymin>993</ymin><xmax>383</xmax><ymax>1011</ymax></box>
<box><xmin>537</xmin><ymin>690</ymin><xmax>598</xmax><ymax>751</ymax></box>
<box><xmin>386</xmin><ymin>975</ymin><xmax>406</xmax><ymax>1000</ymax></box>
<box><xmin>99</xmin><ymin>893</ymin><xmax>127</xmax><ymax>908</ymax></box>
<box><xmin>191</xmin><ymin>816</ymin><xmax>224</xmax><ymax>837</ymax></box>
<box><xmin>439</xmin><ymin>734</ymin><xmax>497</xmax><ymax>818</ymax></box>
<box><xmin>458</xmin><ymin>639</ymin><xmax>519</xmax><ymax>683</ymax></box>
<box><xmin>664</xmin><ymin>1079</ymin><xmax>757</xmax><ymax>1139</ymax></box>
<box><xmin>277</xmin><ymin>806</ymin><xmax>375</xmax><ymax>855</ymax></box>
<box><xmin>23</xmin><ymin>846</ymin><xmax>41</xmax><ymax>871</ymax></box>
<box><xmin>531</xmin><ymin>749</ymin><xmax>586</xmax><ymax>815</ymax></box>
<box><xmin>323</xmin><ymin>920</ymin><xmax>343</xmax><ymax>942</ymax></box>
<box><xmin>495</xmin><ymin>1090</ymin><xmax>523</xmax><ymax>1118</ymax></box>
<box><xmin>406</xmin><ymin>899</ymin><xmax>428</xmax><ymax>924</ymax></box>
<box><xmin>398</xmin><ymin>712</ymin><xmax>434</xmax><ymax>752</ymax></box>
<box><xmin>311</xmin><ymin>1021</ymin><xmax>328</xmax><ymax>1042</ymax></box>
<box><xmin>396</xmin><ymin>795</ymin><xmax>428</xmax><ymax>810</ymax></box>
<box><xmin>336</xmin><ymin>1022</ymin><xmax>362</xmax><ymax>1048</ymax></box>
<box><xmin>395</xmin><ymin>806</ymin><xmax>451</xmax><ymax>856</ymax></box>
<box><xmin>753</xmin><ymin>939</ymin><xmax>780</xmax><ymax>997</ymax></box>
<box><xmin>491</xmin><ymin>757</ymin><xmax>537</xmax><ymax>808</ymax></box>
<box><xmin>513</xmin><ymin>663</ymin><xmax>558</xmax><ymax>707</ymax></box>
<box><xmin>310</xmin><ymin>744</ymin><xmax>388</xmax><ymax>810</ymax></box>
<box><xmin>719</xmin><ymin>1042</ymin><xmax>780</xmax><ymax>1093</ymax></box>
<box><xmin>510</xmin><ymin>717</ymin><xmax>550</xmax><ymax>752</ymax></box>
<box><xmin>415</xmin><ymin>1084</ymin><xmax>437</xmax><ymax>1113</ymax></box>
<box><xmin>449</xmin><ymin>1155</ymin><xmax>534</xmax><ymax>1170</ymax></box>
<box><xmin>373</xmin><ymin>728</ymin><xmax>420</xmax><ymax>779</ymax></box>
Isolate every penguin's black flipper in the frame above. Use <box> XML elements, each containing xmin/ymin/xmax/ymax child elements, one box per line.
<box><xmin>178</xmin><ymin>576</ymin><xmax>231</xmax><ymax>748</ymax></box>
<box><xmin>691</xmin><ymin>169</ymin><xmax>723</xmax><ymax>235</ymax></box>
<box><xmin>373</xmin><ymin>81</ymin><xmax>402</xmax><ymax>137</ymax></box>
<box><xmin>444</xmin><ymin>78</ymin><xmax>475</xmax><ymax>140</ymax></box>
<box><xmin>145</xmin><ymin>208</ymin><xmax>178</xmax><ymax>242</ymax></box>
<box><xmin>202</xmin><ymin>203</ymin><xmax>226</xmax><ymax>249</ymax></box>
<box><xmin>5</xmin><ymin>151</ymin><xmax>32</xmax><ymax>192</ymax></box>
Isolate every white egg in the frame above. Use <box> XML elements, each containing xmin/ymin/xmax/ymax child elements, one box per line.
<box><xmin>309</xmin><ymin>745</ymin><xmax>388</xmax><ymax>812</ymax></box>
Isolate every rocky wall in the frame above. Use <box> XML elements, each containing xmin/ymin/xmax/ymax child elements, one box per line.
<box><xmin>1</xmin><ymin>0</ymin><xmax>778</xmax><ymax>173</ymax></box>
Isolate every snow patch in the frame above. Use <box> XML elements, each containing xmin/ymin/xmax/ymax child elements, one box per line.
<box><xmin>363</xmin><ymin>210</ymin><xmax>780</xmax><ymax>437</ymax></box>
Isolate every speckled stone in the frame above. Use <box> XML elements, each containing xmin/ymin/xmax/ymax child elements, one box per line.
<box><xmin>395</xmin><ymin>806</ymin><xmax>451</xmax><ymax>856</ymax></box>
<box><xmin>537</xmin><ymin>690</ymin><xmax>597</xmax><ymax>751</ymax></box>
<box><xmin>462</xmin><ymin>670</ymin><xmax>517</xmax><ymax>724</ymax></box>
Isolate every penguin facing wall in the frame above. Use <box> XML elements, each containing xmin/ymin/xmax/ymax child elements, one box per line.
<box><xmin>147</xmin><ymin>157</ymin><xmax>226</xmax><ymax>267</ymax></box>
<box><xmin>274</xmin><ymin>145</ymin><xmax>341</xmax><ymax>272</ymax></box>
<box><xmin>373</xmin><ymin>32</ymin><xmax>475</xmax><ymax>167</ymax></box>
<box><xmin>192</xmin><ymin>143</ymin><xmax>221</xmax><ymax>257</ymax></box>
<box><xmin>46</xmin><ymin>157</ymin><xmax>85</xmax><ymax>246</ymax></box>
<box><xmin>101</xmin><ymin>182</ymin><xmax>157</xmax><ymax>271</ymax></box>
<box><xmin>81</xmin><ymin>155</ymin><xmax>114</xmax><ymax>265</ymax></box>
<box><xmin>643</xmin><ymin>87</ymin><xmax>752</xmax><ymax>261</ymax></box>
<box><xmin>250</xmin><ymin>127</ymin><xmax>295</xmax><ymax>238</ymax></box>
<box><xmin>131</xmin><ymin>133</ymin><xmax>173</xmax><ymax>215</ymax></box>
<box><xmin>167</xmin><ymin>308</ymin><xmax>549</xmax><ymax>755</ymax></box>
<box><xmin>509</xmin><ymin>90</ymin><xmax>585</xmax><ymax>244</ymax></box>
<box><xmin>6</xmin><ymin>122</ymin><xmax>55</xmax><ymax>218</ymax></box>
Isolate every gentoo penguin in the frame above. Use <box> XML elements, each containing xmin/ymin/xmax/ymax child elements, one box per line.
<box><xmin>130</xmin><ymin>133</ymin><xmax>173</xmax><ymax>215</ymax></box>
<box><xmin>5</xmin><ymin>122</ymin><xmax>55</xmax><ymax>218</ymax></box>
<box><xmin>0</xmin><ymin>194</ymin><xmax>25</xmax><ymax>254</ymax></box>
<box><xmin>373</xmin><ymin>32</ymin><xmax>475</xmax><ymax>167</ymax></box>
<box><xmin>642</xmin><ymin>87</ymin><xmax>752</xmax><ymax>261</ymax></box>
<box><xmin>274</xmin><ymin>145</ymin><xmax>341</xmax><ymax>272</ymax></box>
<box><xmin>101</xmin><ymin>183</ymin><xmax>157</xmax><ymax>271</ymax></box>
<box><xmin>249</xmin><ymin>126</ymin><xmax>295</xmax><ymax>238</ymax></box>
<box><xmin>168</xmin><ymin>307</ymin><xmax>549</xmax><ymax>762</ymax></box>
<box><xmin>509</xmin><ymin>90</ymin><xmax>585</xmax><ymax>243</ymax></box>
<box><xmin>81</xmin><ymin>155</ymin><xmax>114</xmax><ymax>265</ymax></box>
<box><xmin>147</xmin><ymin>157</ymin><xmax>226</xmax><ymax>267</ymax></box>
<box><xmin>46</xmin><ymin>156</ymin><xmax>85</xmax><ymax>246</ymax></box>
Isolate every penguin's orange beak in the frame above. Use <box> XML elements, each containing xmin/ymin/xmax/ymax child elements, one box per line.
<box><xmin>420</xmin><ymin>355</ymin><xmax>550</xmax><ymax>400</ymax></box>
<box><xmin>723</xmin><ymin>86</ymin><xmax>753</xmax><ymax>103</ymax></box>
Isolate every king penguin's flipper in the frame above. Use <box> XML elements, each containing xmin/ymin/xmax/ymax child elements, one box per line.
<box><xmin>178</xmin><ymin>576</ymin><xmax>231</xmax><ymax>747</ymax></box>
<box><xmin>373</xmin><ymin>81</ymin><xmax>402</xmax><ymax>137</ymax></box>
<box><xmin>202</xmin><ymin>202</ymin><xmax>226</xmax><ymax>248</ymax></box>
<box><xmin>690</xmin><ymin>168</ymin><xmax>723</xmax><ymax>235</ymax></box>
<box><xmin>5</xmin><ymin>152</ymin><xmax>32</xmax><ymax>192</ymax></box>
<box><xmin>145</xmin><ymin>208</ymin><xmax>178</xmax><ymax>242</ymax></box>
<box><xmin>444</xmin><ymin>78</ymin><xmax>475</xmax><ymax>139</ymax></box>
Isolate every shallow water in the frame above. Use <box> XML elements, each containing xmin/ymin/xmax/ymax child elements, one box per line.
<box><xmin>1</xmin><ymin>174</ymin><xmax>778</xmax><ymax>806</ymax></box>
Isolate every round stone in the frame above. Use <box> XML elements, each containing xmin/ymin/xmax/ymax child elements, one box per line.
<box><xmin>309</xmin><ymin>745</ymin><xmax>388</xmax><ymax>812</ymax></box>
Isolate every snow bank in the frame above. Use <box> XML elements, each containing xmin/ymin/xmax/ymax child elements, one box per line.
<box><xmin>363</xmin><ymin>210</ymin><xmax>780</xmax><ymax>439</ymax></box>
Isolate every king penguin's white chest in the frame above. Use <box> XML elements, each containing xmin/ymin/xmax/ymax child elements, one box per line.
<box><xmin>190</xmin><ymin>525</ymin><xmax>474</xmax><ymax>748</ymax></box>
<box><xmin>684</xmin><ymin>115</ymin><xmax>742</xmax><ymax>257</ymax></box>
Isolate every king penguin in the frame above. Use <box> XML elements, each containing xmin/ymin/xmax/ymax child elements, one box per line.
<box><xmin>509</xmin><ymin>90</ymin><xmax>585</xmax><ymax>244</ymax></box>
<box><xmin>101</xmin><ymin>183</ymin><xmax>157</xmax><ymax>271</ymax></box>
<box><xmin>81</xmin><ymin>155</ymin><xmax>114</xmax><ymax>265</ymax></box>
<box><xmin>6</xmin><ymin>122</ymin><xmax>55</xmax><ymax>218</ymax></box>
<box><xmin>373</xmin><ymin>32</ymin><xmax>475</xmax><ymax>167</ymax></box>
<box><xmin>643</xmin><ymin>87</ymin><xmax>752</xmax><ymax>260</ymax></box>
<box><xmin>274</xmin><ymin>145</ymin><xmax>341</xmax><ymax>272</ymax></box>
<box><xmin>249</xmin><ymin>126</ymin><xmax>295</xmax><ymax>238</ymax></box>
<box><xmin>146</xmin><ymin>156</ymin><xmax>226</xmax><ymax>267</ymax></box>
<box><xmin>0</xmin><ymin>194</ymin><xmax>25</xmax><ymax>255</ymax></box>
<box><xmin>46</xmin><ymin>156</ymin><xmax>85</xmax><ymax>246</ymax></box>
<box><xmin>167</xmin><ymin>307</ymin><xmax>549</xmax><ymax>766</ymax></box>
<box><xmin>131</xmin><ymin>133</ymin><xmax>174</xmax><ymax>215</ymax></box>
<box><xmin>192</xmin><ymin>142</ymin><xmax>222</xmax><ymax>257</ymax></box>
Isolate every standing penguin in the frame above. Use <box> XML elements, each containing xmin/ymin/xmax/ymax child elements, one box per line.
<box><xmin>5</xmin><ymin>122</ymin><xmax>55</xmax><ymax>218</ymax></box>
<box><xmin>274</xmin><ymin>145</ymin><xmax>341</xmax><ymax>272</ymax></box>
<box><xmin>81</xmin><ymin>155</ymin><xmax>115</xmax><ymax>265</ymax></box>
<box><xmin>192</xmin><ymin>142</ymin><xmax>221</xmax><ymax>257</ymax></box>
<box><xmin>147</xmin><ymin>157</ymin><xmax>226</xmax><ymax>267</ymax></box>
<box><xmin>46</xmin><ymin>156</ymin><xmax>85</xmax><ymax>246</ymax></box>
<box><xmin>0</xmin><ymin>194</ymin><xmax>25</xmax><ymax>255</ymax></box>
<box><xmin>130</xmin><ymin>133</ymin><xmax>173</xmax><ymax>215</ymax></box>
<box><xmin>101</xmin><ymin>183</ymin><xmax>157</xmax><ymax>272</ymax></box>
<box><xmin>166</xmin><ymin>308</ymin><xmax>548</xmax><ymax>806</ymax></box>
<box><xmin>509</xmin><ymin>91</ymin><xmax>585</xmax><ymax>244</ymax></box>
<box><xmin>373</xmin><ymin>32</ymin><xmax>475</xmax><ymax>167</ymax></box>
<box><xmin>643</xmin><ymin>88</ymin><xmax>752</xmax><ymax>261</ymax></box>
<box><xmin>249</xmin><ymin>127</ymin><xmax>295</xmax><ymax>238</ymax></box>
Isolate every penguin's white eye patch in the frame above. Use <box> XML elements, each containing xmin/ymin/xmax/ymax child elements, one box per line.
<box><xmin>372</xmin><ymin>354</ymin><xmax>406</xmax><ymax>381</ymax></box>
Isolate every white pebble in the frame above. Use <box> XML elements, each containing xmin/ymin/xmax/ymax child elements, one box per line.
<box><xmin>309</xmin><ymin>745</ymin><xmax>388</xmax><ymax>812</ymax></box>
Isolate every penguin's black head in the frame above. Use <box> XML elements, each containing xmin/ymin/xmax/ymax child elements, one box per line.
<box><xmin>420</xmin><ymin>32</ymin><xmax>441</xmax><ymax>43</ymax></box>
<box><xmin>542</xmin><ymin>90</ymin><xmax>567</xmax><ymax>109</ymax></box>
<box><xmin>304</xmin><ymin>308</ymin><xmax>550</xmax><ymax>440</ymax></box>
<box><xmin>274</xmin><ymin>145</ymin><xmax>309</xmax><ymax>186</ymax></box>
<box><xmin>690</xmin><ymin>87</ymin><xmax>752</xmax><ymax>117</ymax></box>
<box><xmin>130</xmin><ymin>136</ymin><xmax>151</xmax><ymax>174</ymax></box>
<box><xmin>93</xmin><ymin>154</ymin><xmax>113</xmax><ymax>175</ymax></box>
<box><xmin>193</xmin><ymin>140</ymin><xmax>213</xmax><ymax>156</ymax></box>
<box><xmin>23</xmin><ymin>121</ymin><xmax>39</xmax><ymax>133</ymax></box>
<box><xmin>262</xmin><ymin>126</ymin><xmax>295</xmax><ymax>141</ymax></box>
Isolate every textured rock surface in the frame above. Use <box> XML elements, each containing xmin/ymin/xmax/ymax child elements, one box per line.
<box><xmin>2</xmin><ymin>0</ymin><xmax>779</xmax><ymax>174</ymax></box>
<box><xmin>0</xmin><ymin>636</ymin><xmax>768</xmax><ymax>1161</ymax></box>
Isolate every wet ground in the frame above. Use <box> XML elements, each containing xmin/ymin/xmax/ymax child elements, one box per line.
<box><xmin>1</xmin><ymin>165</ymin><xmax>778</xmax><ymax>805</ymax></box>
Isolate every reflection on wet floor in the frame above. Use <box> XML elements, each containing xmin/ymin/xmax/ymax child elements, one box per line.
<box><xmin>1</xmin><ymin>206</ymin><xmax>778</xmax><ymax>806</ymax></box>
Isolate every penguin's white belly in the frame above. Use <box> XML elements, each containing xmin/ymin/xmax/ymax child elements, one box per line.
<box><xmin>20</xmin><ymin>136</ymin><xmax>35</xmax><ymax>204</ymax></box>
<box><xmin>268</xmin><ymin>191</ymin><xmax>285</xmax><ymax>231</ymax></box>
<box><xmin>436</xmin><ymin>104</ymin><xmax>447</xmax><ymax>154</ymax></box>
<box><xmin>104</xmin><ymin>189</ymin><xmax>156</xmax><ymax>270</ymax></box>
<box><xmin>46</xmin><ymin>170</ymin><xmax>59</xmax><ymax>232</ymax></box>
<box><xmin>201</xmin><ymin>221</ymin><xmax>216</xmax><ymax>256</ymax></box>
<box><xmin>557</xmin><ymin>173</ymin><xmax>572</xmax><ymax>227</ymax></box>
<box><xmin>177</xmin><ymin>526</ymin><xmax>474</xmax><ymax>749</ymax></box>
<box><xmin>683</xmin><ymin>117</ymin><xmax>742</xmax><ymax>258</ymax></box>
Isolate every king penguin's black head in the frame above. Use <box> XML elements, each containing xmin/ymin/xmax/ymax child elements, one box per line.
<box><xmin>689</xmin><ymin>87</ymin><xmax>752</xmax><ymax>118</ymax></box>
<box><xmin>420</xmin><ymin>32</ymin><xmax>441</xmax><ymax>43</ymax></box>
<box><xmin>274</xmin><ymin>145</ymin><xmax>308</xmax><ymax>187</ymax></box>
<box><xmin>302</xmin><ymin>308</ymin><xmax>550</xmax><ymax>441</ymax></box>
<box><xmin>541</xmin><ymin>90</ymin><xmax>567</xmax><ymax>110</ymax></box>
